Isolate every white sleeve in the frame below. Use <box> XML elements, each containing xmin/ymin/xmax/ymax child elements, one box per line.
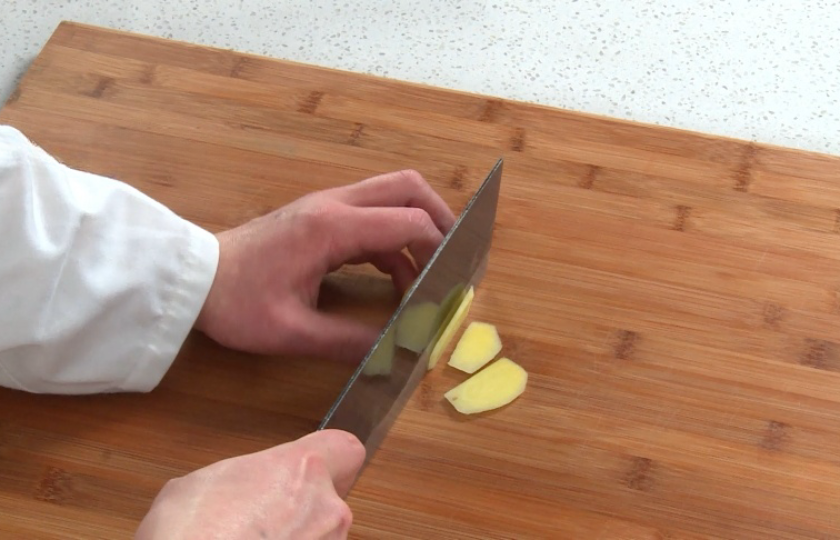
<box><xmin>0</xmin><ymin>126</ymin><xmax>219</xmax><ymax>395</ymax></box>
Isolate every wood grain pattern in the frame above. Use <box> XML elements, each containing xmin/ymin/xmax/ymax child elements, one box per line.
<box><xmin>3</xmin><ymin>22</ymin><xmax>840</xmax><ymax>539</ymax></box>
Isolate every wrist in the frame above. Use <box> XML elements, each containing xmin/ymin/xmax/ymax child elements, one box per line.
<box><xmin>194</xmin><ymin>232</ymin><xmax>224</xmax><ymax>335</ymax></box>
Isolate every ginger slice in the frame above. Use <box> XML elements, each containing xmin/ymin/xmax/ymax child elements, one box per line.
<box><xmin>444</xmin><ymin>358</ymin><xmax>527</xmax><ymax>415</ymax></box>
<box><xmin>427</xmin><ymin>286</ymin><xmax>474</xmax><ymax>370</ymax></box>
<box><xmin>448</xmin><ymin>322</ymin><xmax>502</xmax><ymax>374</ymax></box>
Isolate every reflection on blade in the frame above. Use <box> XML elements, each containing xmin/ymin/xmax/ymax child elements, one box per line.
<box><xmin>394</xmin><ymin>301</ymin><xmax>440</xmax><ymax>353</ymax></box>
<box><xmin>361</xmin><ymin>325</ymin><xmax>395</xmax><ymax>377</ymax></box>
<box><xmin>318</xmin><ymin>159</ymin><xmax>503</xmax><ymax>466</ymax></box>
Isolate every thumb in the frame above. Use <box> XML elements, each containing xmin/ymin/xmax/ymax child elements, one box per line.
<box><xmin>294</xmin><ymin>309</ymin><xmax>381</xmax><ymax>364</ymax></box>
<box><xmin>291</xmin><ymin>429</ymin><xmax>366</xmax><ymax>497</ymax></box>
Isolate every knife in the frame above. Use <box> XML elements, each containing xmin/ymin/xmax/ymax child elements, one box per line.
<box><xmin>318</xmin><ymin>158</ymin><xmax>503</xmax><ymax>468</ymax></box>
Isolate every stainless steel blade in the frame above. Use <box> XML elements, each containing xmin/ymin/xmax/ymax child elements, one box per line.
<box><xmin>318</xmin><ymin>158</ymin><xmax>503</xmax><ymax>466</ymax></box>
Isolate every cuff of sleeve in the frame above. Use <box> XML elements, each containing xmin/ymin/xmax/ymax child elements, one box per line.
<box><xmin>122</xmin><ymin>222</ymin><xmax>220</xmax><ymax>393</ymax></box>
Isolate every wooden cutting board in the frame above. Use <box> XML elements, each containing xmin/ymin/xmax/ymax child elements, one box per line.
<box><xmin>3</xmin><ymin>21</ymin><xmax>840</xmax><ymax>539</ymax></box>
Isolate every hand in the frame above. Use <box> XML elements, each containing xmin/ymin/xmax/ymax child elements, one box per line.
<box><xmin>195</xmin><ymin>169</ymin><xmax>456</xmax><ymax>362</ymax></box>
<box><xmin>135</xmin><ymin>429</ymin><xmax>365</xmax><ymax>540</ymax></box>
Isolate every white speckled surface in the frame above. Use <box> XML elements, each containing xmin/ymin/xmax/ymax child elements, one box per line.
<box><xmin>2</xmin><ymin>1</ymin><xmax>838</xmax><ymax>155</ymax></box>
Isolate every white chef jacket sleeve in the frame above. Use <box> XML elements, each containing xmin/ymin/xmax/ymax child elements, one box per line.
<box><xmin>0</xmin><ymin>125</ymin><xmax>219</xmax><ymax>395</ymax></box>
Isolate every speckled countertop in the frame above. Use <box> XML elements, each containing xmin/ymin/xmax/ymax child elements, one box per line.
<box><xmin>2</xmin><ymin>1</ymin><xmax>838</xmax><ymax>156</ymax></box>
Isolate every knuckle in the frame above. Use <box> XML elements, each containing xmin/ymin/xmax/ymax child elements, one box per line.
<box><xmin>155</xmin><ymin>471</ymin><xmax>195</xmax><ymax>500</ymax></box>
<box><xmin>298</xmin><ymin>450</ymin><xmax>328</xmax><ymax>480</ymax></box>
<box><xmin>296</xmin><ymin>200</ymin><xmax>349</xmax><ymax>261</ymax></box>
<box><xmin>402</xmin><ymin>206</ymin><xmax>424</xmax><ymax>224</ymax></box>
<box><xmin>398</xmin><ymin>169</ymin><xmax>426</xmax><ymax>189</ymax></box>
<box><xmin>331</xmin><ymin>498</ymin><xmax>353</xmax><ymax>532</ymax></box>
<box><xmin>266</xmin><ymin>305</ymin><xmax>306</xmax><ymax>349</ymax></box>
<box><xmin>404</xmin><ymin>207</ymin><xmax>436</xmax><ymax>235</ymax></box>
<box><xmin>297</xmin><ymin>207</ymin><xmax>321</xmax><ymax>235</ymax></box>
<box><xmin>321</xmin><ymin>428</ymin><xmax>364</xmax><ymax>452</ymax></box>
<box><xmin>158</xmin><ymin>477</ymin><xmax>181</xmax><ymax>496</ymax></box>
<box><xmin>273</xmin><ymin>305</ymin><xmax>303</xmax><ymax>333</ymax></box>
<box><xmin>300</xmin><ymin>200</ymin><xmax>344</xmax><ymax>232</ymax></box>
<box><xmin>344</xmin><ymin>434</ymin><xmax>366</xmax><ymax>466</ymax></box>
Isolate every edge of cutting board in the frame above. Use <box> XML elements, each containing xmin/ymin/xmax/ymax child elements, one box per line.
<box><xmin>4</xmin><ymin>20</ymin><xmax>839</xmax><ymax>166</ymax></box>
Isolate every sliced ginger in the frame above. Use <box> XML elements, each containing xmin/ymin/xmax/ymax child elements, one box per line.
<box><xmin>395</xmin><ymin>301</ymin><xmax>439</xmax><ymax>353</ymax></box>
<box><xmin>444</xmin><ymin>357</ymin><xmax>527</xmax><ymax>414</ymax></box>
<box><xmin>448</xmin><ymin>322</ymin><xmax>502</xmax><ymax>374</ymax></box>
<box><xmin>362</xmin><ymin>326</ymin><xmax>395</xmax><ymax>377</ymax></box>
<box><xmin>428</xmin><ymin>286</ymin><xmax>474</xmax><ymax>370</ymax></box>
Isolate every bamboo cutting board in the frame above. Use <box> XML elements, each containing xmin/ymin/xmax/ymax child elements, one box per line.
<box><xmin>3</xmin><ymin>21</ymin><xmax>840</xmax><ymax>539</ymax></box>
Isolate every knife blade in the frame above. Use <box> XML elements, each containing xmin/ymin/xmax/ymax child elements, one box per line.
<box><xmin>318</xmin><ymin>158</ymin><xmax>503</xmax><ymax>467</ymax></box>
